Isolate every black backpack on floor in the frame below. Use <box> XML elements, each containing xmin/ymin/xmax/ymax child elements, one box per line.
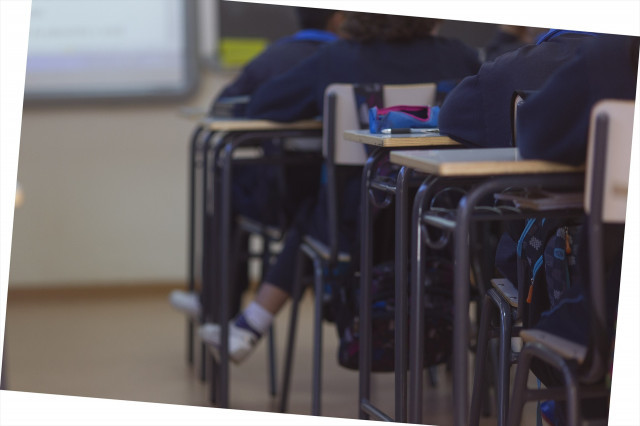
<box><xmin>327</xmin><ymin>258</ymin><xmax>453</xmax><ymax>372</ymax></box>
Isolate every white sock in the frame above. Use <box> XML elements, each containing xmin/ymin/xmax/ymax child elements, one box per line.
<box><xmin>241</xmin><ymin>302</ymin><xmax>274</xmax><ymax>335</ymax></box>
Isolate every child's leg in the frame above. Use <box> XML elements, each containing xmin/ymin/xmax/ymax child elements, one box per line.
<box><xmin>199</xmin><ymin>226</ymin><xmax>303</xmax><ymax>363</ymax></box>
<box><xmin>255</xmin><ymin>282</ymin><xmax>290</xmax><ymax>315</ymax></box>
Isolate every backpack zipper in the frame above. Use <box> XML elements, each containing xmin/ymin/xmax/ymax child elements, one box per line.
<box><xmin>527</xmin><ymin>255</ymin><xmax>544</xmax><ymax>303</ymax></box>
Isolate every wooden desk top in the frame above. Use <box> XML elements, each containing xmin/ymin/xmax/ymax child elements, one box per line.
<box><xmin>201</xmin><ymin>118</ymin><xmax>322</xmax><ymax>132</ymax></box>
<box><xmin>344</xmin><ymin>130</ymin><xmax>459</xmax><ymax>148</ymax></box>
<box><xmin>390</xmin><ymin>148</ymin><xmax>584</xmax><ymax>176</ymax></box>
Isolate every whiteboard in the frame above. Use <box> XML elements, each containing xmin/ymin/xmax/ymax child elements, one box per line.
<box><xmin>24</xmin><ymin>0</ymin><xmax>198</xmax><ymax>101</ymax></box>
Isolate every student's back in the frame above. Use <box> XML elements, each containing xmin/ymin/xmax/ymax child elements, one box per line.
<box><xmin>243</xmin><ymin>13</ymin><xmax>481</xmax><ymax>280</ymax></box>
<box><xmin>518</xmin><ymin>34</ymin><xmax>639</xmax><ymax>164</ymax></box>
<box><xmin>247</xmin><ymin>14</ymin><xmax>481</xmax><ymax>121</ymax></box>
<box><xmin>210</xmin><ymin>8</ymin><xmax>342</xmax><ymax>116</ymax></box>
<box><xmin>507</xmin><ymin>35</ymin><xmax>638</xmax><ymax>424</ymax></box>
<box><xmin>438</xmin><ymin>31</ymin><xmax>597</xmax><ymax>148</ymax></box>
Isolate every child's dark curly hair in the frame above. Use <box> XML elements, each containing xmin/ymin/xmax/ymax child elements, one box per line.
<box><xmin>340</xmin><ymin>12</ymin><xmax>440</xmax><ymax>42</ymax></box>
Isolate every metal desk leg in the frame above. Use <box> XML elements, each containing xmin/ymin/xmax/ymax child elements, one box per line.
<box><xmin>262</xmin><ymin>238</ymin><xmax>278</xmax><ymax>398</ymax></box>
<box><xmin>408</xmin><ymin>175</ymin><xmax>445</xmax><ymax>423</ymax></box>
<box><xmin>470</xmin><ymin>292</ymin><xmax>495</xmax><ymax>426</ymax></box>
<box><xmin>311</xmin><ymin>253</ymin><xmax>324</xmax><ymax>416</ymax></box>
<box><xmin>188</xmin><ymin>125</ymin><xmax>204</xmax><ymax>366</ymax></box>
<box><xmin>452</xmin><ymin>191</ymin><xmax>477</xmax><ymax>426</ymax></box>
<box><xmin>409</xmin><ymin>179</ymin><xmax>429</xmax><ymax>423</ymax></box>
<box><xmin>358</xmin><ymin>150</ymin><xmax>383</xmax><ymax>419</ymax></box>
<box><xmin>206</xmin><ymin>133</ymin><xmax>227</xmax><ymax>403</ymax></box>
<box><xmin>200</xmin><ymin>130</ymin><xmax>216</xmax><ymax>385</ymax></box>
<box><xmin>279</xmin><ymin>248</ymin><xmax>307</xmax><ymax>413</ymax></box>
<box><xmin>394</xmin><ymin>166</ymin><xmax>409</xmax><ymax>422</ymax></box>
<box><xmin>215</xmin><ymin>140</ymin><xmax>237</xmax><ymax>409</ymax></box>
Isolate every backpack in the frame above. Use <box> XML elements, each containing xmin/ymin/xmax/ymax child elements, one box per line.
<box><xmin>504</xmin><ymin>217</ymin><xmax>581</xmax><ymax>327</ymax></box>
<box><xmin>329</xmin><ymin>258</ymin><xmax>453</xmax><ymax>372</ymax></box>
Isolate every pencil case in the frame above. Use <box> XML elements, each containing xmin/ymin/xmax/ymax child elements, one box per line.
<box><xmin>368</xmin><ymin>105</ymin><xmax>439</xmax><ymax>133</ymax></box>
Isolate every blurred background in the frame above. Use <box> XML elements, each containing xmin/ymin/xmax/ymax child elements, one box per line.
<box><xmin>3</xmin><ymin>2</ymin><xmax>544</xmax><ymax>421</ymax></box>
<box><xmin>10</xmin><ymin>0</ymin><xmax>507</xmax><ymax>289</ymax></box>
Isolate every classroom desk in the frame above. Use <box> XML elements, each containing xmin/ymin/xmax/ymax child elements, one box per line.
<box><xmin>343</xmin><ymin>130</ymin><xmax>459</xmax><ymax>422</ymax></box>
<box><xmin>189</xmin><ymin>118</ymin><xmax>322</xmax><ymax>409</ymax></box>
<box><xmin>343</xmin><ymin>129</ymin><xmax>459</xmax><ymax>147</ymax></box>
<box><xmin>389</xmin><ymin>148</ymin><xmax>584</xmax><ymax>426</ymax></box>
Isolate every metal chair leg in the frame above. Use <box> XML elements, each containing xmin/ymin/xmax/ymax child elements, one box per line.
<box><xmin>260</xmin><ymin>234</ymin><xmax>278</xmax><ymax>397</ymax></box>
<box><xmin>279</xmin><ymin>249</ymin><xmax>307</xmax><ymax>413</ymax></box>
<box><xmin>507</xmin><ymin>343</ymin><xmax>583</xmax><ymax>426</ymax></box>
<box><xmin>187</xmin><ymin>126</ymin><xmax>203</xmax><ymax>366</ymax></box>
<box><xmin>506</xmin><ymin>343</ymin><xmax>533</xmax><ymax>426</ymax></box>
<box><xmin>471</xmin><ymin>288</ymin><xmax>515</xmax><ymax>426</ymax></box>
<box><xmin>493</xmin><ymin>290</ymin><xmax>513</xmax><ymax>426</ymax></box>
<box><xmin>311</xmin><ymin>255</ymin><xmax>324</xmax><ymax>416</ymax></box>
<box><xmin>470</xmin><ymin>293</ymin><xmax>496</xmax><ymax>426</ymax></box>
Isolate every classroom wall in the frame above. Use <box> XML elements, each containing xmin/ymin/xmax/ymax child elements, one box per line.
<box><xmin>9</xmin><ymin>70</ymin><xmax>234</xmax><ymax>288</ymax></box>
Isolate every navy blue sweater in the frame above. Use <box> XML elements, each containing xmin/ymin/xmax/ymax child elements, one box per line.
<box><xmin>246</xmin><ymin>36</ymin><xmax>481</xmax><ymax>121</ymax></box>
<box><xmin>211</xmin><ymin>30</ymin><xmax>338</xmax><ymax>115</ymax></box>
<box><xmin>518</xmin><ymin>35</ymin><xmax>639</xmax><ymax>165</ymax></box>
<box><xmin>438</xmin><ymin>33</ymin><xmax>595</xmax><ymax>148</ymax></box>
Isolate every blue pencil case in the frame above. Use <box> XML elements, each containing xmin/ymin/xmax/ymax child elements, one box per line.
<box><xmin>369</xmin><ymin>105</ymin><xmax>439</xmax><ymax>133</ymax></box>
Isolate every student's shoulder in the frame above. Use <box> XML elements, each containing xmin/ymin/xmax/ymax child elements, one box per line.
<box><xmin>262</xmin><ymin>36</ymin><xmax>323</xmax><ymax>55</ymax></box>
<box><xmin>479</xmin><ymin>39</ymin><xmax>566</xmax><ymax>73</ymax></box>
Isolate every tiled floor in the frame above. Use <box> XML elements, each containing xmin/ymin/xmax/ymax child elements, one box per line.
<box><xmin>3</xmin><ymin>284</ymin><xmax>538</xmax><ymax>425</ymax></box>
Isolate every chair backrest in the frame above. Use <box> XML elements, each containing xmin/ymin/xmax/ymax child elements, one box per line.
<box><xmin>322</xmin><ymin>83</ymin><xmax>438</xmax><ymax>165</ymax></box>
<box><xmin>582</xmin><ymin>99</ymin><xmax>634</xmax><ymax>383</ymax></box>
<box><xmin>510</xmin><ymin>90</ymin><xmax>537</xmax><ymax>147</ymax></box>
<box><xmin>584</xmin><ymin>99</ymin><xmax>635</xmax><ymax>223</ymax></box>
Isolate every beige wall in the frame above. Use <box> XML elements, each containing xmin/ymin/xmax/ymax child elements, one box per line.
<box><xmin>9</xmin><ymin>69</ymin><xmax>236</xmax><ymax>288</ymax></box>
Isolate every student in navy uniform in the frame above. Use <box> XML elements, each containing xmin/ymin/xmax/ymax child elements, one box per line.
<box><xmin>199</xmin><ymin>12</ymin><xmax>481</xmax><ymax>363</ymax></box>
<box><xmin>170</xmin><ymin>8</ymin><xmax>343</xmax><ymax>319</ymax></box>
<box><xmin>514</xmin><ymin>34</ymin><xmax>638</xmax><ymax>425</ymax></box>
<box><xmin>438</xmin><ymin>29</ymin><xmax>598</xmax><ymax>149</ymax></box>
<box><xmin>210</xmin><ymin>8</ymin><xmax>344</xmax><ymax>117</ymax></box>
<box><xmin>518</xmin><ymin>34</ymin><xmax>638</xmax><ymax>164</ymax></box>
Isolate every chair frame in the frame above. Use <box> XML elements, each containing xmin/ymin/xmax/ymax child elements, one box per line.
<box><xmin>280</xmin><ymin>83</ymin><xmax>439</xmax><ymax>418</ymax></box>
<box><xmin>507</xmin><ymin>100</ymin><xmax>634</xmax><ymax>426</ymax></box>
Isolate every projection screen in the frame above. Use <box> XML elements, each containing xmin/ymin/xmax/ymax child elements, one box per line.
<box><xmin>24</xmin><ymin>0</ymin><xmax>198</xmax><ymax>101</ymax></box>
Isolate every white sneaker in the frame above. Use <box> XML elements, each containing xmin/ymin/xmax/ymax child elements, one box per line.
<box><xmin>169</xmin><ymin>290</ymin><xmax>201</xmax><ymax>318</ymax></box>
<box><xmin>199</xmin><ymin>322</ymin><xmax>259</xmax><ymax>364</ymax></box>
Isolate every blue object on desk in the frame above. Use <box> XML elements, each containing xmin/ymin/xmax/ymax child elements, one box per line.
<box><xmin>369</xmin><ymin>105</ymin><xmax>439</xmax><ymax>133</ymax></box>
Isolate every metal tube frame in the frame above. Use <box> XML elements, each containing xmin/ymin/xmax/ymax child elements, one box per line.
<box><xmin>507</xmin><ymin>112</ymin><xmax>615</xmax><ymax>426</ymax></box>
<box><xmin>187</xmin><ymin>125</ymin><xmax>204</xmax><ymax>366</ymax></box>
<box><xmin>470</xmin><ymin>288</ymin><xmax>516</xmax><ymax>426</ymax></box>
<box><xmin>207</xmin><ymin>128</ymin><xmax>322</xmax><ymax>409</ymax></box>
<box><xmin>279</xmin><ymin>248</ymin><xmax>307</xmax><ymax>413</ymax></box>
<box><xmin>358</xmin><ymin>147</ymin><xmax>411</xmax><ymax>421</ymax></box>
<box><xmin>408</xmin><ymin>172</ymin><xmax>583</xmax><ymax>425</ymax></box>
<box><xmin>359</xmin><ymin>148</ymin><xmax>462</xmax><ymax>422</ymax></box>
